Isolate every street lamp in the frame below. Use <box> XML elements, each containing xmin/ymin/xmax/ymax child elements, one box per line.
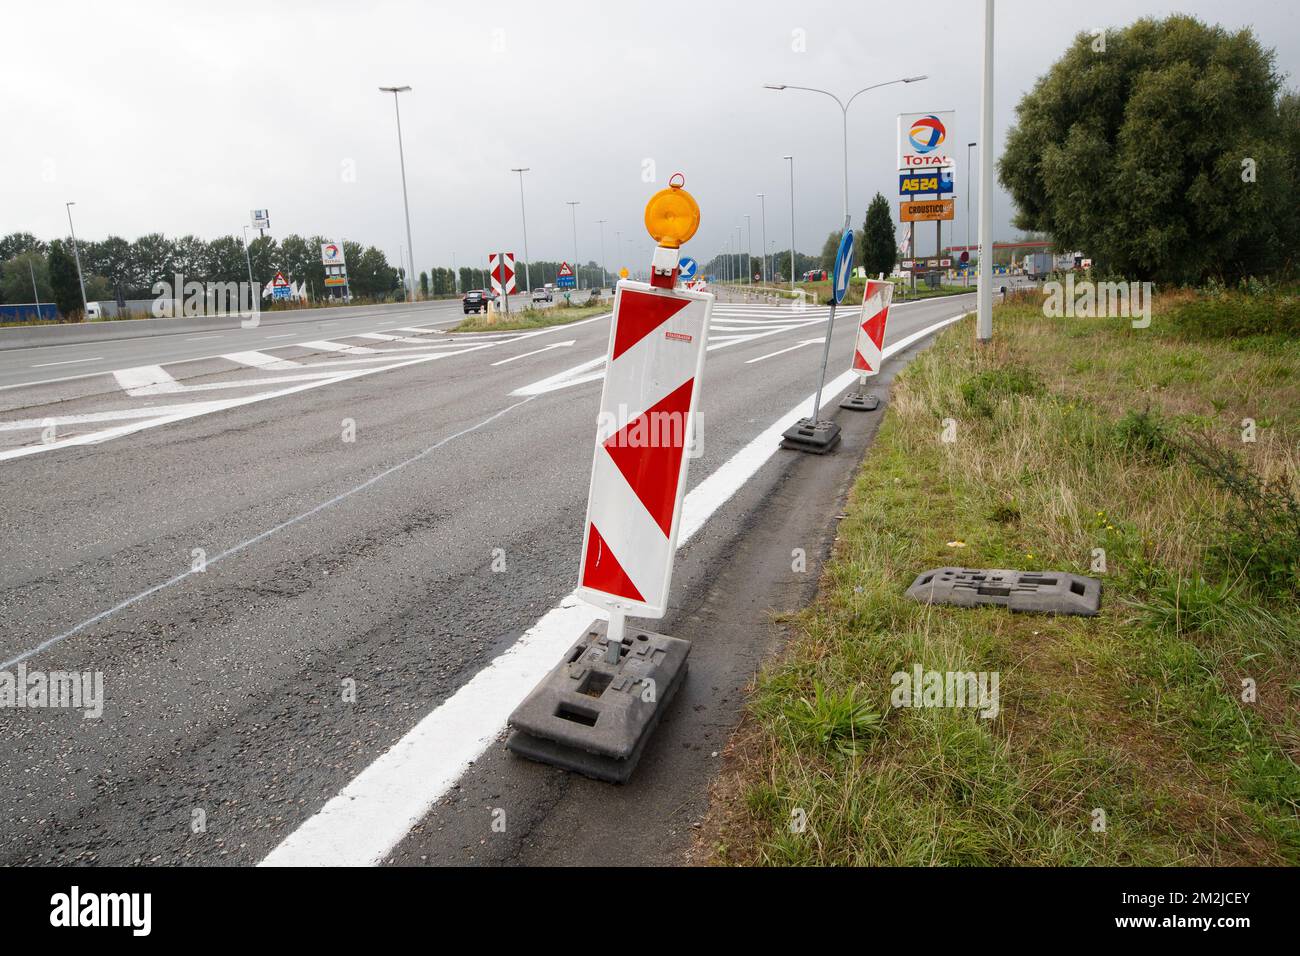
<box><xmin>757</xmin><ymin>193</ymin><xmax>768</xmax><ymax>285</ymax></box>
<box><xmin>566</xmin><ymin>201</ymin><xmax>581</xmax><ymax>289</ymax></box>
<box><xmin>511</xmin><ymin>167</ymin><xmax>532</xmax><ymax>292</ymax></box>
<box><xmin>379</xmin><ymin>85</ymin><xmax>416</xmax><ymax>303</ymax></box>
<box><xmin>784</xmin><ymin>156</ymin><xmax>795</xmax><ymax>291</ymax></box>
<box><xmin>596</xmin><ymin>219</ymin><xmax>608</xmax><ymax>288</ymax></box>
<box><xmin>64</xmin><ymin>202</ymin><xmax>88</xmax><ymax>317</ymax></box>
<box><xmin>745</xmin><ymin>214</ymin><xmax>753</xmax><ymax>285</ymax></box>
<box><xmin>764</xmin><ymin>76</ymin><xmax>927</xmax><ymax>228</ymax></box>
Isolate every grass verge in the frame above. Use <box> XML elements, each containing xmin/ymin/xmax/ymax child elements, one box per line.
<box><xmin>453</xmin><ymin>301</ymin><xmax>610</xmax><ymax>333</ymax></box>
<box><xmin>704</xmin><ymin>288</ymin><xmax>1299</xmax><ymax>866</ymax></box>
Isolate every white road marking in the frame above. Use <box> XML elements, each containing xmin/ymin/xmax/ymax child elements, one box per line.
<box><xmin>186</xmin><ymin>334</ymin><xmax>225</xmax><ymax>341</ymax></box>
<box><xmin>745</xmin><ymin>337</ymin><xmax>825</xmax><ymax>364</ymax></box>
<box><xmin>489</xmin><ymin>340</ymin><xmax>575</xmax><ymax>366</ymax></box>
<box><xmin>260</xmin><ymin>309</ymin><xmax>972</xmax><ymax>867</ymax></box>
<box><xmin>264</xmin><ymin>333</ymin><xmax>295</xmax><ymax>340</ymax></box>
<box><xmin>300</xmin><ymin>340</ymin><xmax>379</xmax><ymax>354</ymax></box>
<box><xmin>31</xmin><ymin>357</ymin><xmax>102</xmax><ymax>368</ymax></box>
<box><xmin>113</xmin><ymin>365</ymin><xmax>181</xmax><ymax>395</ymax></box>
<box><xmin>224</xmin><ymin>351</ymin><xmax>303</xmax><ymax>370</ymax></box>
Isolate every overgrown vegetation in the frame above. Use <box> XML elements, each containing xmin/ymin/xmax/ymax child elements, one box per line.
<box><xmin>705</xmin><ymin>288</ymin><xmax>1299</xmax><ymax>866</ymax></box>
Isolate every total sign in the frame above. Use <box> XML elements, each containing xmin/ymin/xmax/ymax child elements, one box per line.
<box><xmin>898</xmin><ymin>110</ymin><xmax>956</xmax><ymax>169</ymax></box>
<box><xmin>320</xmin><ymin>241</ymin><xmax>346</xmax><ymax>266</ymax></box>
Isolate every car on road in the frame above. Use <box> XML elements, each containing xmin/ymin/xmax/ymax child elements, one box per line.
<box><xmin>462</xmin><ymin>290</ymin><xmax>489</xmax><ymax>314</ymax></box>
<box><xmin>531</xmin><ymin>287</ymin><xmax>553</xmax><ymax>303</ymax></box>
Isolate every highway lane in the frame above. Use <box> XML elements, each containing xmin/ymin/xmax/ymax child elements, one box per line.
<box><xmin>0</xmin><ymin>298</ymin><xmax>474</xmax><ymax>391</ymax></box>
<box><xmin>0</xmin><ymin>290</ymin><xmax>974</xmax><ymax>865</ymax></box>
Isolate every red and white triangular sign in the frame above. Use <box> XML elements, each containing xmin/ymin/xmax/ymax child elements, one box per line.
<box><xmin>272</xmin><ymin>271</ymin><xmax>289</xmax><ymax>287</ymax></box>
<box><xmin>558</xmin><ymin>262</ymin><xmax>574</xmax><ymax>278</ymax></box>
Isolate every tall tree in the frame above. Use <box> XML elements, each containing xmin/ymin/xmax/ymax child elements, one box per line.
<box><xmin>861</xmin><ymin>193</ymin><xmax>897</xmax><ymax>279</ymax></box>
<box><xmin>47</xmin><ymin>240</ymin><xmax>82</xmax><ymax>317</ymax></box>
<box><xmin>0</xmin><ymin>251</ymin><xmax>51</xmax><ymax>304</ymax></box>
<box><xmin>999</xmin><ymin>15</ymin><xmax>1300</xmax><ymax>283</ymax></box>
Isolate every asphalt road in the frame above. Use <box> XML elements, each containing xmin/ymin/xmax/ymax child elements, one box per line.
<box><xmin>0</xmin><ymin>287</ymin><xmax>975</xmax><ymax>865</ymax></box>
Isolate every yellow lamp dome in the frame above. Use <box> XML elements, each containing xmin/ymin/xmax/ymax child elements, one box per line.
<box><xmin>644</xmin><ymin>173</ymin><xmax>700</xmax><ymax>249</ymax></box>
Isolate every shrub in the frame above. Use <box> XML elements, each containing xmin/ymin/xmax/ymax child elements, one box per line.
<box><xmin>959</xmin><ymin>366</ymin><xmax>1043</xmax><ymax>417</ymax></box>
<box><xmin>1171</xmin><ymin>293</ymin><xmax>1300</xmax><ymax>339</ymax></box>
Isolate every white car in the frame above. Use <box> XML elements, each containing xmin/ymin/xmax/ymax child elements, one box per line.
<box><xmin>531</xmin><ymin>288</ymin><xmax>553</xmax><ymax>303</ymax></box>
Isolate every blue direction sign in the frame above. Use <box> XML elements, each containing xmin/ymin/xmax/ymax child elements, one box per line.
<box><xmin>831</xmin><ymin>229</ymin><xmax>855</xmax><ymax>305</ymax></box>
<box><xmin>677</xmin><ymin>256</ymin><xmax>698</xmax><ymax>281</ymax></box>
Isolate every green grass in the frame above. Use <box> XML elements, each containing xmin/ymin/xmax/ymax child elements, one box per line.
<box><xmin>453</xmin><ymin>300</ymin><xmax>610</xmax><ymax>333</ymax></box>
<box><xmin>708</xmin><ymin>288</ymin><xmax>1300</xmax><ymax>866</ymax></box>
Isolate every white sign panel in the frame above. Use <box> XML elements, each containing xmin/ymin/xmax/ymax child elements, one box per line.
<box><xmin>251</xmin><ymin>208</ymin><xmax>271</xmax><ymax>230</ymax></box>
<box><xmin>320</xmin><ymin>241</ymin><xmax>346</xmax><ymax>266</ymax></box>
<box><xmin>577</xmin><ymin>282</ymin><xmax>714</xmax><ymax>618</ymax></box>
<box><xmin>897</xmin><ymin>111</ymin><xmax>956</xmax><ymax>170</ymax></box>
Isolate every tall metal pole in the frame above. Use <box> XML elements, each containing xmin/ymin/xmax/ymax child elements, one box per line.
<box><xmin>967</xmin><ymin>142</ymin><xmax>976</xmax><ymax>288</ymax></box>
<box><xmin>64</xmin><ymin>202</ymin><xmax>88</xmax><ymax>317</ymax></box>
<box><xmin>977</xmin><ymin>0</ymin><xmax>994</xmax><ymax>341</ymax></box>
<box><xmin>452</xmin><ymin>251</ymin><xmax>458</xmax><ymax>294</ymax></box>
<box><xmin>785</xmin><ymin>156</ymin><xmax>795</xmax><ymax>290</ymax></box>
<box><xmin>757</xmin><ymin>193</ymin><xmax>768</xmax><ymax>285</ymax></box>
<box><xmin>511</xmin><ymin>168</ymin><xmax>532</xmax><ymax>292</ymax></box>
<box><xmin>379</xmin><ymin>85</ymin><xmax>416</xmax><ymax>303</ymax></box>
<box><xmin>30</xmin><ymin>258</ymin><xmax>43</xmax><ymax>320</ymax></box>
<box><xmin>241</xmin><ymin>226</ymin><xmax>256</xmax><ymax>295</ymax></box>
<box><xmin>745</xmin><ymin>214</ymin><xmax>754</xmax><ymax>284</ymax></box>
<box><xmin>596</xmin><ymin>219</ymin><xmax>608</xmax><ymax>288</ymax></box>
<box><xmin>735</xmin><ymin>226</ymin><xmax>742</xmax><ymax>285</ymax></box>
<box><xmin>566</xmin><ymin>201</ymin><xmax>580</xmax><ymax>290</ymax></box>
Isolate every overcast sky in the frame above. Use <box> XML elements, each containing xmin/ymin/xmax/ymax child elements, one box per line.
<box><xmin>3</xmin><ymin>0</ymin><xmax>1296</xmax><ymax>273</ymax></box>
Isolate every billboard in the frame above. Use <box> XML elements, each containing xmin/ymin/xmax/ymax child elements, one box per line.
<box><xmin>900</xmin><ymin>199</ymin><xmax>955</xmax><ymax>222</ymax></box>
<box><xmin>899</xmin><ymin>170</ymin><xmax>955</xmax><ymax>196</ymax></box>
<box><xmin>897</xmin><ymin>111</ymin><xmax>955</xmax><ymax>169</ymax></box>
<box><xmin>320</xmin><ymin>241</ymin><xmax>346</xmax><ymax>266</ymax></box>
<box><xmin>251</xmin><ymin>208</ymin><xmax>271</xmax><ymax>230</ymax></box>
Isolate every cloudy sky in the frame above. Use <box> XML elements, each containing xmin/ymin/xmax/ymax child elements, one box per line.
<box><xmin>3</xmin><ymin>0</ymin><xmax>1296</xmax><ymax>274</ymax></box>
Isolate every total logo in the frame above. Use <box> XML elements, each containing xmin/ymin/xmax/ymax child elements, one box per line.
<box><xmin>322</xmin><ymin>243</ymin><xmax>341</xmax><ymax>261</ymax></box>
<box><xmin>908</xmin><ymin>114</ymin><xmax>947</xmax><ymax>154</ymax></box>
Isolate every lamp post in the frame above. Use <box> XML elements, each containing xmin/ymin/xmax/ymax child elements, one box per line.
<box><xmin>64</xmin><ymin>202</ymin><xmax>88</xmax><ymax>317</ymax></box>
<box><xmin>764</xmin><ymin>76</ymin><xmax>926</xmax><ymax>229</ymax></box>
<box><xmin>977</xmin><ymin>0</ymin><xmax>994</xmax><ymax>340</ymax></box>
<box><xmin>511</xmin><ymin>167</ymin><xmax>532</xmax><ymax>292</ymax></box>
<box><xmin>566</xmin><ymin>200</ymin><xmax>581</xmax><ymax>289</ymax></box>
<box><xmin>378</xmin><ymin>85</ymin><xmax>416</xmax><ymax>303</ymax></box>
<box><xmin>756</xmin><ymin>193</ymin><xmax>768</xmax><ymax>285</ymax></box>
<box><xmin>784</xmin><ymin>156</ymin><xmax>795</xmax><ymax>290</ymax></box>
<box><xmin>596</xmin><ymin>219</ymin><xmax>608</xmax><ymax>289</ymax></box>
<box><xmin>745</xmin><ymin>214</ymin><xmax>753</xmax><ymax>284</ymax></box>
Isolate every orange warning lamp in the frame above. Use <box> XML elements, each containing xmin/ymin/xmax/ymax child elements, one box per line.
<box><xmin>645</xmin><ymin>173</ymin><xmax>699</xmax><ymax>288</ymax></box>
<box><xmin>644</xmin><ymin>173</ymin><xmax>700</xmax><ymax>249</ymax></box>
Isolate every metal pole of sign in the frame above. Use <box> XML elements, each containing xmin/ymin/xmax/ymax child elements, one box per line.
<box><xmin>811</xmin><ymin>300</ymin><xmax>836</xmax><ymax>418</ymax></box>
<box><xmin>511</xmin><ymin>168</ymin><xmax>532</xmax><ymax>293</ymax></box>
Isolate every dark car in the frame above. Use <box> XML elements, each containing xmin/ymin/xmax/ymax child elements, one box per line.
<box><xmin>463</xmin><ymin>290</ymin><xmax>489</xmax><ymax>314</ymax></box>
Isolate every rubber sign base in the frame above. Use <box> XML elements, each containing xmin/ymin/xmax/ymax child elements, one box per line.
<box><xmin>506</xmin><ymin>620</ymin><xmax>690</xmax><ymax>783</ymax></box>
<box><xmin>780</xmin><ymin>417</ymin><xmax>842</xmax><ymax>454</ymax></box>
<box><xmin>839</xmin><ymin>390</ymin><xmax>881</xmax><ymax>411</ymax></box>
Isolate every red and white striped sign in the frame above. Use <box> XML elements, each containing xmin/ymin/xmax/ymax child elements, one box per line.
<box><xmin>577</xmin><ymin>281</ymin><xmax>714</xmax><ymax>617</ymax></box>
<box><xmin>489</xmin><ymin>253</ymin><xmax>516</xmax><ymax>297</ymax></box>
<box><xmin>851</xmin><ymin>279</ymin><xmax>894</xmax><ymax>376</ymax></box>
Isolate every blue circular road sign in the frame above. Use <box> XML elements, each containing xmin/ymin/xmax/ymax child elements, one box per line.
<box><xmin>678</xmin><ymin>256</ymin><xmax>698</xmax><ymax>281</ymax></box>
